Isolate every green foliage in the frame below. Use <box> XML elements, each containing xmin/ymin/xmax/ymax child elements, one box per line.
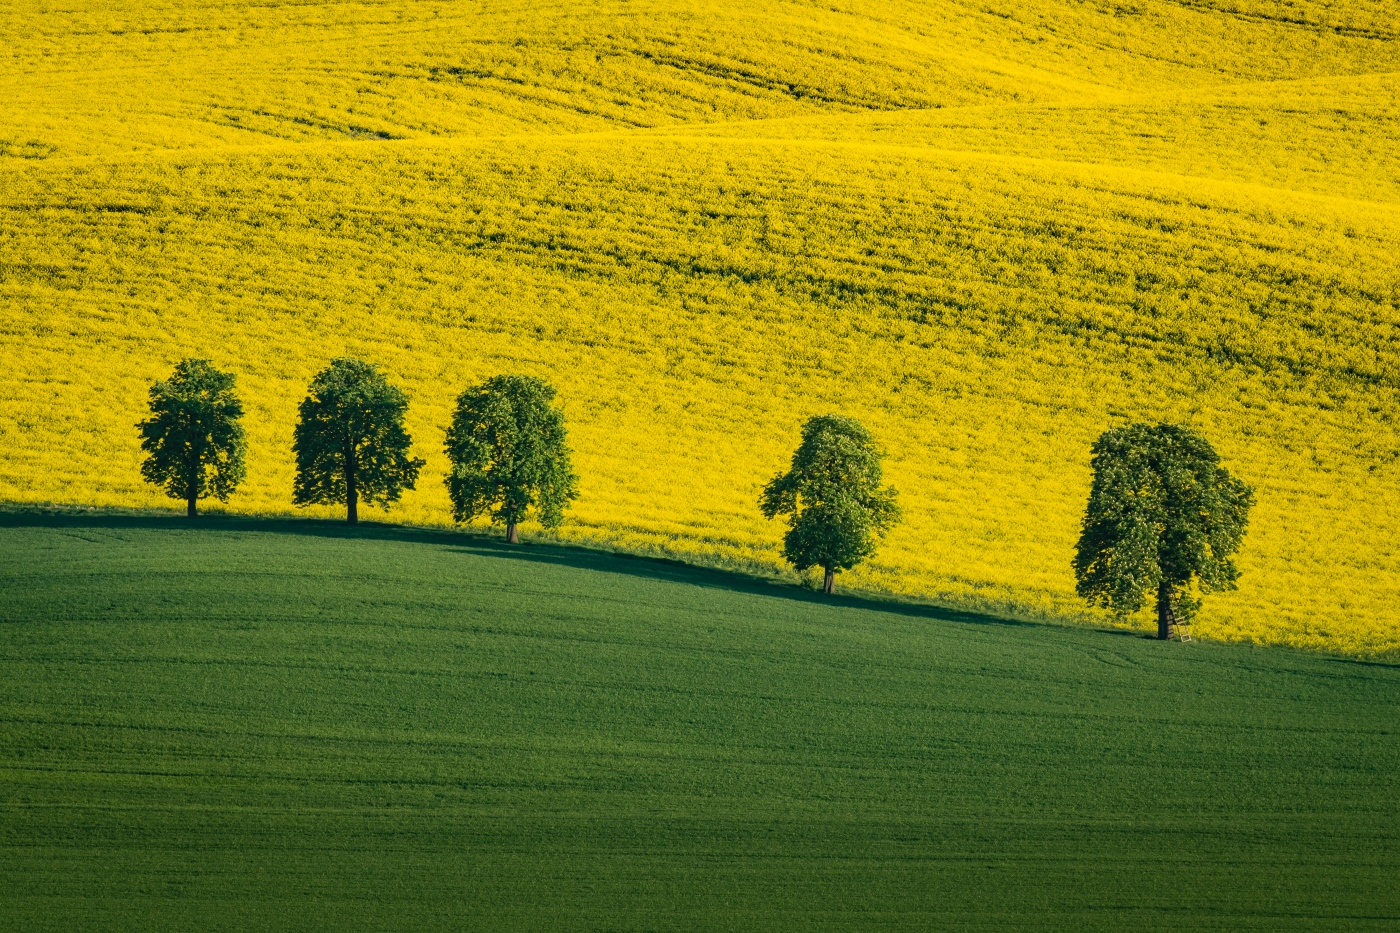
<box><xmin>444</xmin><ymin>374</ymin><xmax>578</xmax><ymax>534</ymax></box>
<box><xmin>136</xmin><ymin>358</ymin><xmax>246</xmax><ymax>513</ymax></box>
<box><xmin>1</xmin><ymin>514</ymin><xmax>1397</xmax><ymax>931</ymax></box>
<box><xmin>1074</xmin><ymin>422</ymin><xmax>1254</xmax><ymax>622</ymax></box>
<box><xmin>292</xmin><ymin>358</ymin><xmax>424</xmax><ymax>520</ymax></box>
<box><xmin>761</xmin><ymin>415</ymin><xmax>901</xmax><ymax>583</ymax></box>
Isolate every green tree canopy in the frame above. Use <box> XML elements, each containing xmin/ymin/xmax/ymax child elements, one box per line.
<box><xmin>444</xmin><ymin>374</ymin><xmax>578</xmax><ymax>543</ymax></box>
<box><xmin>761</xmin><ymin>414</ymin><xmax>901</xmax><ymax>594</ymax></box>
<box><xmin>137</xmin><ymin>358</ymin><xmax>247</xmax><ymax>517</ymax></box>
<box><xmin>1074</xmin><ymin>422</ymin><xmax>1254</xmax><ymax>639</ymax></box>
<box><xmin>292</xmin><ymin>358</ymin><xmax>424</xmax><ymax>524</ymax></box>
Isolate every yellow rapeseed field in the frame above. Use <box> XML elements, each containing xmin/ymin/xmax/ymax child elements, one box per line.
<box><xmin>2</xmin><ymin>1</ymin><xmax>1398</xmax><ymax>654</ymax></box>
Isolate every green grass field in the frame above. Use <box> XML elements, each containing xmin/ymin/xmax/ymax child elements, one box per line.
<box><xmin>1</xmin><ymin>510</ymin><xmax>1396</xmax><ymax>931</ymax></box>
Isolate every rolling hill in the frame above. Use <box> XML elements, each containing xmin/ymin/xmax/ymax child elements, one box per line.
<box><xmin>2</xmin><ymin>0</ymin><xmax>1398</xmax><ymax>653</ymax></box>
<box><xmin>1</xmin><ymin>511</ymin><xmax>1396</xmax><ymax>930</ymax></box>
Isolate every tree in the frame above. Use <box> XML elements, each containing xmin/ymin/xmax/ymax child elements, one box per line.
<box><xmin>137</xmin><ymin>359</ymin><xmax>247</xmax><ymax>518</ymax></box>
<box><xmin>760</xmin><ymin>414</ymin><xmax>901</xmax><ymax>594</ymax></box>
<box><xmin>292</xmin><ymin>358</ymin><xmax>424</xmax><ymax>524</ymax></box>
<box><xmin>444</xmin><ymin>374</ymin><xmax>578</xmax><ymax>543</ymax></box>
<box><xmin>1074</xmin><ymin>422</ymin><xmax>1254</xmax><ymax>639</ymax></box>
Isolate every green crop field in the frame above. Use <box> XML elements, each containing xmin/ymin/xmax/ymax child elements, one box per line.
<box><xmin>1</xmin><ymin>510</ymin><xmax>1397</xmax><ymax>931</ymax></box>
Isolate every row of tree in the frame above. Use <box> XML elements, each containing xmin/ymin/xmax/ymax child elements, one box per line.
<box><xmin>138</xmin><ymin>358</ymin><xmax>1253</xmax><ymax>639</ymax></box>
<box><xmin>758</xmin><ymin>416</ymin><xmax>1253</xmax><ymax>641</ymax></box>
<box><xmin>138</xmin><ymin>358</ymin><xmax>578</xmax><ymax>543</ymax></box>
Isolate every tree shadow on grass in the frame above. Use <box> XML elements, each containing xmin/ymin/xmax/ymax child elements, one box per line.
<box><xmin>0</xmin><ymin>505</ymin><xmax>1036</xmax><ymax>630</ymax></box>
<box><xmin>1325</xmin><ymin>656</ymin><xmax>1400</xmax><ymax>671</ymax></box>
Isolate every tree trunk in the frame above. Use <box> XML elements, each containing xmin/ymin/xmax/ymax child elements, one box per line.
<box><xmin>186</xmin><ymin>455</ymin><xmax>201</xmax><ymax>518</ymax></box>
<box><xmin>823</xmin><ymin>567</ymin><xmax>835</xmax><ymax>595</ymax></box>
<box><xmin>1157</xmin><ymin>580</ymin><xmax>1173</xmax><ymax>640</ymax></box>
<box><xmin>506</xmin><ymin>522</ymin><xmax>519</xmax><ymax>544</ymax></box>
<box><xmin>345</xmin><ymin>448</ymin><xmax>358</xmax><ymax>525</ymax></box>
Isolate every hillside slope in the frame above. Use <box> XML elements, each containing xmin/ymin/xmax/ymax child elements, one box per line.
<box><xmin>1</xmin><ymin>1</ymin><xmax>1398</xmax><ymax>653</ymax></box>
<box><xmin>1</xmin><ymin>514</ymin><xmax>1397</xmax><ymax>931</ymax></box>
<box><xmin>4</xmin><ymin>0</ymin><xmax>1395</xmax><ymax>157</ymax></box>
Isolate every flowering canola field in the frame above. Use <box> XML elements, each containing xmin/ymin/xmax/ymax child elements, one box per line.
<box><xmin>2</xmin><ymin>0</ymin><xmax>1398</xmax><ymax>654</ymax></box>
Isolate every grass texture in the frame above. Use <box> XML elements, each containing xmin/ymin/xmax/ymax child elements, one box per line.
<box><xmin>2</xmin><ymin>1</ymin><xmax>1399</xmax><ymax>653</ymax></box>
<box><xmin>0</xmin><ymin>512</ymin><xmax>1397</xmax><ymax>931</ymax></box>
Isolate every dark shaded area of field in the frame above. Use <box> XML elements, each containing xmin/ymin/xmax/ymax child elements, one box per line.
<box><xmin>1</xmin><ymin>511</ymin><xmax>1396</xmax><ymax>931</ymax></box>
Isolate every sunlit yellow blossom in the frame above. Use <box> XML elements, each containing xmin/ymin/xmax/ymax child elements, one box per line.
<box><xmin>1</xmin><ymin>0</ymin><xmax>1397</xmax><ymax>656</ymax></box>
